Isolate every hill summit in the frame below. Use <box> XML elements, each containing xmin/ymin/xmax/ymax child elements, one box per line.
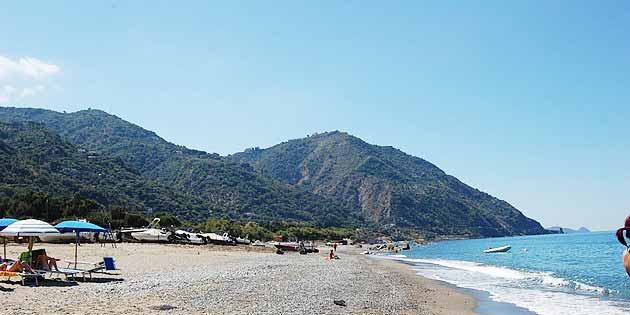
<box><xmin>0</xmin><ymin>107</ymin><xmax>546</xmax><ymax>238</ymax></box>
<box><xmin>231</xmin><ymin>131</ymin><xmax>547</xmax><ymax>237</ymax></box>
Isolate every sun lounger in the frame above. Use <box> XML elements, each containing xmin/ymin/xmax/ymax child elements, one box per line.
<box><xmin>0</xmin><ymin>270</ymin><xmax>45</xmax><ymax>286</ymax></box>
<box><xmin>64</xmin><ymin>257</ymin><xmax>118</xmax><ymax>280</ymax></box>
<box><xmin>17</xmin><ymin>272</ymin><xmax>45</xmax><ymax>286</ymax></box>
<box><xmin>37</xmin><ymin>268</ymin><xmax>82</xmax><ymax>281</ymax></box>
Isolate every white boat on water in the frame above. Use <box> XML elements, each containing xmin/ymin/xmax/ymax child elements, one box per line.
<box><xmin>484</xmin><ymin>245</ymin><xmax>511</xmax><ymax>253</ymax></box>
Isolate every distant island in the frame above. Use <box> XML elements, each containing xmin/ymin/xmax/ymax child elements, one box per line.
<box><xmin>547</xmin><ymin>226</ymin><xmax>591</xmax><ymax>234</ymax></box>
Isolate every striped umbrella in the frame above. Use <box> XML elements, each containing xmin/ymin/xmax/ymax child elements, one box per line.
<box><xmin>0</xmin><ymin>218</ymin><xmax>18</xmax><ymax>260</ymax></box>
<box><xmin>0</xmin><ymin>219</ymin><xmax>59</xmax><ymax>264</ymax></box>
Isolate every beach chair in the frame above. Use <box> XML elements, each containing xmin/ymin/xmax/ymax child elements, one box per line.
<box><xmin>17</xmin><ymin>272</ymin><xmax>45</xmax><ymax>286</ymax></box>
<box><xmin>65</xmin><ymin>257</ymin><xmax>118</xmax><ymax>280</ymax></box>
<box><xmin>37</xmin><ymin>267</ymin><xmax>86</xmax><ymax>281</ymax></box>
<box><xmin>103</xmin><ymin>257</ymin><xmax>116</xmax><ymax>271</ymax></box>
<box><xmin>0</xmin><ymin>270</ymin><xmax>45</xmax><ymax>286</ymax></box>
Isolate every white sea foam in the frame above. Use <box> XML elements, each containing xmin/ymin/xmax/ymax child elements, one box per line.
<box><xmin>406</xmin><ymin>258</ymin><xmax>527</xmax><ymax>279</ymax></box>
<box><xmin>375</xmin><ymin>255</ymin><xmax>629</xmax><ymax>315</ymax></box>
<box><xmin>388</xmin><ymin>254</ymin><xmax>407</xmax><ymax>258</ymax></box>
<box><xmin>537</xmin><ymin>272</ymin><xmax>608</xmax><ymax>295</ymax></box>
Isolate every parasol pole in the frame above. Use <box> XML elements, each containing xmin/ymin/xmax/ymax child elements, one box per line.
<box><xmin>75</xmin><ymin>231</ymin><xmax>79</xmax><ymax>269</ymax></box>
<box><xmin>2</xmin><ymin>237</ymin><xmax>6</xmax><ymax>261</ymax></box>
<box><xmin>27</xmin><ymin>235</ymin><xmax>34</xmax><ymax>265</ymax></box>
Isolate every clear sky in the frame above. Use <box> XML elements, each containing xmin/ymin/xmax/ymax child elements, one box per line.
<box><xmin>1</xmin><ymin>1</ymin><xmax>628</xmax><ymax>231</ymax></box>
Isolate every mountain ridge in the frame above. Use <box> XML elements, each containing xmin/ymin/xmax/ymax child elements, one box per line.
<box><xmin>1</xmin><ymin>107</ymin><xmax>547</xmax><ymax>238</ymax></box>
<box><xmin>230</xmin><ymin>130</ymin><xmax>547</xmax><ymax>237</ymax></box>
<box><xmin>0</xmin><ymin>107</ymin><xmax>360</xmax><ymax>228</ymax></box>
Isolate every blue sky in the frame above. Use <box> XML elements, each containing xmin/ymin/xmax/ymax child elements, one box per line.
<box><xmin>1</xmin><ymin>1</ymin><xmax>628</xmax><ymax>230</ymax></box>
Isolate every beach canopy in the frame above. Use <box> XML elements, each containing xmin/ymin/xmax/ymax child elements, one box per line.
<box><xmin>0</xmin><ymin>219</ymin><xmax>59</xmax><ymax>262</ymax></box>
<box><xmin>0</xmin><ymin>218</ymin><xmax>18</xmax><ymax>230</ymax></box>
<box><xmin>0</xmin><ymin>219</ymin><xmax>59</xmax><ymax>237</ymax></box>
<box><xmin>0</xmin><ymin>218</ymin><xmax>18</xmax><ymax>260</ymax></box>
<box><xmin>54</xmin><ymin>220</ymin><xmax>106</xmax><ymax>268</ymax></box>
<box><xmin>55</xmin><ymin>221</ymin><xmax>106</xmax><ymax>234</ymax></box>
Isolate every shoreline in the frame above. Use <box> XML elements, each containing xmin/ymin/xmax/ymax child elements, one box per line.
<box><xmin>364</xmin><ymin>253</ymin><xmax>478</xmax><ymax>315</ymax></box>
<box><xmin>372</xmin><ymin>255</ymin><xmax>539</xmax><ymax>315</ymax></box>
<box><xmin>2</xmin><ymin>242</ymin><xmax>478</xmax><ymax>315</ymax></box>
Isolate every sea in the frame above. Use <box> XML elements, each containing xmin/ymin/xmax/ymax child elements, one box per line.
<box><xmin>379</xmin><ymin>232</ymin><xmax>630</xmax><ymax>315</ymax></box>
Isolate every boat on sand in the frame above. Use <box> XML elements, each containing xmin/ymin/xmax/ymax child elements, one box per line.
<box><xmin>274</xmin><ymin>242</ymin><xmax>299</xmax><ymax>251</ymax></box>
<box><xmin>120</xmin><ymin>218</ymin><xmax>171</xmax><ymax>242</ymax></box>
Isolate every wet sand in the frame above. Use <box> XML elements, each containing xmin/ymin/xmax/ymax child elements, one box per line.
<box><xmin>1</xmin><ymin>242</ymin><xmax>476</xmax><ymax>315</ymax></box>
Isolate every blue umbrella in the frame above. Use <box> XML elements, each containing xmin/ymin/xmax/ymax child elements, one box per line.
<box><xmin>0</xmin><ymin>218</ymin><xmax>18</xmax><ymax>229</ymax></box>
<box><xmin>0</xmin><ymin>218</ymin><xmax>18</xmax><ymax>260</ymax></box>
<box><xmin>54</xmin><ymin>221</ymin><xmax>106</xmax><ymax>268</ymax></box>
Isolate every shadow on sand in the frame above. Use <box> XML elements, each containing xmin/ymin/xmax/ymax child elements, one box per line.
<box><xmin>81</xmin><ymin>277</ymin><xmax>124</xmax><ymax>283</ymax></box>
<box><xmin>0</xmin><ymin>278</ymin><xmax>78</xmax><ymax>287</ymax></box>
<box><xmin>1</xmin><ymin>276</ymin><xmax>123</xmax><ymax>287</ymax></box>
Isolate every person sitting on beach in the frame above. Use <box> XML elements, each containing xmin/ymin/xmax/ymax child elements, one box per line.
<box><xmin>34</xmin><ymin>253</ymin><xmax>60</xmax><ymax>271</ymax></box>
<box><xmin>0</xmin><ymin>260</ymin><xmax>35</xmax><ymax>273</ymax></box>
<box><xmin>328</xmin><ymin>249</ymin><xmax>334</xmax><ymax>260</ymax></box>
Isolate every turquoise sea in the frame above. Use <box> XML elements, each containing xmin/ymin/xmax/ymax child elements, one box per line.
<box><xmin>382</xmin><ymin>232</ymin><xmax>630</xmax><ymax>315</ymax></box>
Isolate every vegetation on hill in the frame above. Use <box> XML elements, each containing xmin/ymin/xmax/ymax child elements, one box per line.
<box><xmin>0</xmin><ymin>122</ymin><xmax>204</xmax><ymax>215</ymax></box>
<box><xmin>230</xmin><ymin>131</ymin><xmax>547</xmax><ymax>237</ymax></box>
<box><xmin>195</xmin><ymin>218</ymin><xmax>353</xmax><ymax>241</ymax></box>
<box><xmin>0</xmin><ymin>190</ymin><xmax>161</xmax><ymax>230</ymax></box>
<box><xmin>0</xmin><ymin>107</ymin><xmax>547</xmax><ymax>238</ymax></box>
<box><xmin>0</xmin><ymin>108</ymin><xmax>359</xmax><ymax>228</ymax></box>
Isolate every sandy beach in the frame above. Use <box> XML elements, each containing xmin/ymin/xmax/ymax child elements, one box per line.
<box><xmin>1</xmin><ymin>242</ymin><xmax>475</xmax><ymax>315</ymax></box>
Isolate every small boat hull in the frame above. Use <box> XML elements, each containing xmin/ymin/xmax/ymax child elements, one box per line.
<box><xmin>200</xmin><ymin>233</ymin><xmax>236</xmax><ymax>245</ymax></box>
<box><xmin>275</xmin><ymin>243</ymin><xmax>299</xmax><ymax>251</ymax></box>
<box><xmin>129</xmin><ymin>229</ymin><xmax>171</xmax><ymax>243</ymax></box>
<box><xmin>39</xmin><ymin>232</ymin><xmax>96</xmax><ymax>243</ymax></box>
<box><xmin>484</xmin><ymin>245</ymin><xmax>511</xmax><ymax>253</ymax></box>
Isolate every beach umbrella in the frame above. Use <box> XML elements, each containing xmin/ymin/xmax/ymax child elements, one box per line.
<box><xmin>0</xmin><ymin>219</ymin><xmax>59</xmax><ymax>264</ymax></box>
<box><xmin>55</xmin><ymin>220</ymin><xmax>106</xmax><ymax>268</ymax></box>
<box><xmin>0</xmin><ymin>218</ymin><xmax>18</xmax><ymax>260</ymax></box>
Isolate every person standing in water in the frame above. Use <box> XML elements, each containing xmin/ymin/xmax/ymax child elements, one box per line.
<box><xmin>615</xmin><ymin>215</ymin><xmax>630</xmax><ymax>277</ymax></box>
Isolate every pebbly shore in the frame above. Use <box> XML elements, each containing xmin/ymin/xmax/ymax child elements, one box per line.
<box><xmin>1</xmin><ymin>243</ymin><xmax>475</xmax><ymax>315</ymax></box>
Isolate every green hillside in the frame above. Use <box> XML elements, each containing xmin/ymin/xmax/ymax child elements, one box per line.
<box><xmin>230</xmin><ymin>131</ymin><xmax>547</xmax><ymax>237</ymax></box>
<box><xmin>0</xmin><ymin>107</ymin><xmax>359</xmax><ymax>227</ymax></box>
<box><xmin>0</xmin><ymin>121</ymin><xmax>205</xmax><ymax>217</ymax></box>
<box><xmin>0</xmin><ymin>107</ymin><xmax>547</xmax><ymax>238</ymax></box>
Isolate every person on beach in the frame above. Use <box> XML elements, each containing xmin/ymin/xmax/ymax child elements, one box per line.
<box><xmin>34</xmin><ymin>253</ymin><xmax>60</xmax><ymax>271</ymax></box>
<box><xmin>0</xmin><ymin>260</ymin><xmax>35</xmax><ymax>273</ymax></box>
<box><xmin>328</xmin><ymin>249</ymin><xmax>334</xmax><ymax>260</ymax></box>
<box><xmin>615</xmin><ymin>215</ymin><xmax>630</xmax><ymax>277</ymax></box>
<box><xmin>333</xmin><ymin>242</ymin><xmax>337</xmax><ymax>252</ymax></box>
